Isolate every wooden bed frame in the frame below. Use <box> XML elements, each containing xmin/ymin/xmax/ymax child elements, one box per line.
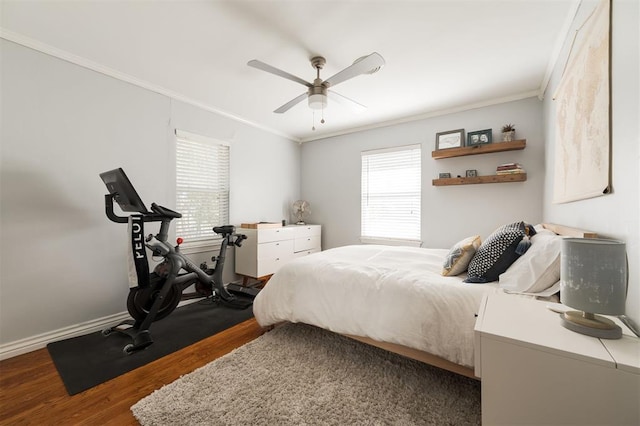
<box><xmin>341</xmin><ymin>223</ymin><xmax>597</xmax><ymax>379</ymax></box>
<box><xmin>540</xmin><ymin>223</ymin><xmax>597</xmax><ymax>239</ymax></box>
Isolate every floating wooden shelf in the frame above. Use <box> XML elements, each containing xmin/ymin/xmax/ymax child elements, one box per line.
<box><xmin>432</xmin><ymin>139</ymin><xmax>526</xmax><ymax>159</ymax></box>
<box><xmin>432</xmin><ymin>173</ymin><xmax>527</xmax><ymax>186</ymax></box>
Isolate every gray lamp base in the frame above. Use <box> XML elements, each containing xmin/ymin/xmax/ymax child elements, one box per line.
<box><xmin>561</xmin><ymin>311</ymin><xmax>622</xmax><ymax>339</ymax></box>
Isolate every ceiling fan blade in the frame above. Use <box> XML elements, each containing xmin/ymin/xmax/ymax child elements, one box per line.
<box><xmin>328</xmin><ymin>90</ymin><xmax>367</xmax><ymax>113</ymax></box>
<box><xmin>274</xmin><ymin>93</ymin><xmax>308</xmax><ymax>113</ymax></box>
<box><xmin>247</xmin><ymin>60</ymin><xmax>313</xmax><ymax>88</ymax></box>
<box><xmin>324</xmin><ymin>52</ymin><xmax>385</xmax><ymax>87</ymax></box>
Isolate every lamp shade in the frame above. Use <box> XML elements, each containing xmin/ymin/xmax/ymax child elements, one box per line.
<box><xmin>560</xmin><ymin>238</ymin><xmax>627</xmax><ymax>316</ymax></box>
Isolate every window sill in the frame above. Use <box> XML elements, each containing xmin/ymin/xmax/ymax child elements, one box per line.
<box><xmin>179</xmin><ymin>240</ymin><xmax>222</xmax><ymax>255</ymax></box>
<box><xmin>359</xmin><ymin>237</ymin><xmax>423</xmax><ymax>247</ymax></box>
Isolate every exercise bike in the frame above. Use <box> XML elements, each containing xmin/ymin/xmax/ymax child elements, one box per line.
<box><xmin>100</xmin><ymin>168</ymin><xmax>252</xmax><ymax>354</ymax></box>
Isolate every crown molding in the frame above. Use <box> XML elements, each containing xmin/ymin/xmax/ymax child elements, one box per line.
<box><xmin>300</xmin><ymin>90</ymin><xmax>541</xmax><ymax>143</ymax></box>
<box><xmin>2</xmin><ymin>24</ymin><xmax>572</xmax><ymax>146</ymax></box>
<box><xmin>538</xmin><ymin>0</ymin><xmax>583</xmax><ymax>100</ymax></box>
<box><xmin>0</xmin><ymin>28</ymin><xmax>299</xmax><ymax>142</ymax></box>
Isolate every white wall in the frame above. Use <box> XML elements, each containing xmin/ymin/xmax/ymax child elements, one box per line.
<box><xmin>3</xmin><ymin>0</ymin><xmax>636</xmax><ymax>355</ymax></box>
<box><xmin>542</xmin><ymin>0</ymin><xmax>639</xmax><ymax>324</ymax></box>
<box><xmin>0</xmin><ymin>40</ymin><xmax>300</xmax><ymax>347</ymax></box>
<box><xmin>301</xmin><ymin>97</ymin><xmax>545</xmax><ymax>250</ymax></box>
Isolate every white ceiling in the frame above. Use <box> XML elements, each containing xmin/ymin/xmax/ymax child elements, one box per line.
<box><xmin>1</xmin><ymin>0</ymin><xmax>577</xmax><ymax>142</ymax></box>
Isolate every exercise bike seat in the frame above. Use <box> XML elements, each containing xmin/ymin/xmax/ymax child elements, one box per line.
<box><xmin>213</xmin><ymin>225</ymin><xmax>235</xmax><ymax>236</ymax></box>
<box><xmin>150</xmin><ymin>203</ymin><xmax>182</xmax><ymax>219</ymax></box>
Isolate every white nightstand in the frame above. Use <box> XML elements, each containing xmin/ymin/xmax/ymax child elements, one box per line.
<box><xmin>474</xmin><ymin>293</ymin><xmax>640</xmax><ymax>425</ymax></box>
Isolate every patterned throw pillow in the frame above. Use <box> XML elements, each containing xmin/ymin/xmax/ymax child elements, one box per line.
<box><xmin>465</xmin><ymin>222</ymin><xmax>533</xmax><ymax>283</ymax></box>
<box><xmin>442</xmin><ymin>235</ymin><xmax>481</xmax><ymax>276</ymax></box>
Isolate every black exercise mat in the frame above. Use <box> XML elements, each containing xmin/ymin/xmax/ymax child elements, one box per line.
<box><xmin>47</xmin><ymin>298</ymin><xmax>254</xmax><ymax>395</ymax></box>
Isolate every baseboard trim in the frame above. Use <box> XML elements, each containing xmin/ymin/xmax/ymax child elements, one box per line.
<box><xmin>0</xmin><ymin>311</ymin><xmax>130</xmax><ymax>361</ymax></box>
<box><xmin>0</xmin><ymin>298</ymin><xmax>206</xmax><ymax>361</ymax></box>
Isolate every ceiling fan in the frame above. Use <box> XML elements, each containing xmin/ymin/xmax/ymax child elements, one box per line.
<box><xmin>247</xmin><ymin>52</ymin><xmax>385</xmax><ymax>114</ymax></box>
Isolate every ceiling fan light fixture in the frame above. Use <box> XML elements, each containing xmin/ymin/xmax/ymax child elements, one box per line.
<box><xmin>248</xmin><ymin>52</ymin><xmax>384</xmax><ymax>115</ymax></box>
<box><xmin>308</xmin><ymin>93</ymin><xmax>327</xmax><ymax>110</ymax></box>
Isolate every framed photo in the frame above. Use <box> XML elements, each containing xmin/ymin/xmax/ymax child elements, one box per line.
<box><xmin>435</xmin><ymin>129</ymin><xmax>465</xmax><ymax>150</ymax></box>
<box><xmin>467</xmin><ymin>129</ymin><xmax>492</xmax><ymax>146</ymax></box>
<box><xmin>439</xmin><ymin>172</ymin><xmax>451</xmax><ymax>179</ymax></box>
<box><xmin>465</xmin><ymin>169</ymin><xmax>478</xmax><ymax>177</ymax></box>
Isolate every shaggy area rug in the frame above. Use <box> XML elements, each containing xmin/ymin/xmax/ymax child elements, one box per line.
<box><xmin>132</xmin><ymin>323</ymin><xmax>480</xmax><ymax>425</ymax></box>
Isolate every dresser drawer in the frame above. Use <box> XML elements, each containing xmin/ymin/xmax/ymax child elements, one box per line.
<box><xmin>257</xmin><ymin>227</ymin><xmax>296</xmax><ymax>243</ymax></box>
<box><xmin>294</xmin><ymin>235</ymin><xmax>321</xmax><ymax>252</ymax></box>
<box><xmin>258</xmin><ymin>239</ymin><xmax>293</xmax><ymax>259</ymax></box>
<box><xmin>293</xmin><ymin>225</ymin><xmax>321</xmax><ymax>238</ymax></box>
<box><xmin>293</xmin><ymin>248</ymin><xmax>320</xmax><ymax>258</ymax></box>
<box><xmin>257</xmin><ymin>256</ymin><xmax>290</xmax><ymax>277</ymax></box>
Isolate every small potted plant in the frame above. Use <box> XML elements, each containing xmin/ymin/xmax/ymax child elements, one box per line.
<box><xmin>501</xmin><ymin>124</ymin><xmax>516</xmax><ymax>142</ymax></box>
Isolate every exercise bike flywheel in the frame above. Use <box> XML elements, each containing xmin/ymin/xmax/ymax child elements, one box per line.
<box><xmin>127</xmin><ymin>273</ymin><xmax>181</xmax><ymax>322</ymax></box>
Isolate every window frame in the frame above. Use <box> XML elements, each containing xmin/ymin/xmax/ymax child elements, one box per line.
<box><xmin>360</xmin><ymin>144</ymin><xmax>422</xmax><ymax>247</ymax></box>
<box><xmin>174</xmin><ymin>129</ymin><xmax>230</xmax><ymax>252</ymax></box>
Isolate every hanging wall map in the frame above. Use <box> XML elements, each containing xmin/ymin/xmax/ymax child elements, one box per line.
<box><xmin>553</xmin><ymin>0</ymin><xmax>610</xmax><ymax>204</ymax></box>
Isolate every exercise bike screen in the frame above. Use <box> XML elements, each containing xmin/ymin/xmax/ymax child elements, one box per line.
<box><xmin>100</xmin><ymin>168</ymin><xmax>148</xmax><ymax>213</ymax></box>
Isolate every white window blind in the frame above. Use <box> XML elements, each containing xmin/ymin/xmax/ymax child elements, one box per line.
<box><xmin>361</xmin><ymin>144</ymin><xmax>421</xmax><ymax>243</ymax></box>
<box><xmin>175</xmin><ymin>130</ymin><xmax>229</xmax><ymax>244</ymax></box>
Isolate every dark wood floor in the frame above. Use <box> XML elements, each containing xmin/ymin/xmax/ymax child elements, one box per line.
<box><xmin>0</xmin><ymin>318</ymin><xmax>264</xmax><ymax>425</ymax></box>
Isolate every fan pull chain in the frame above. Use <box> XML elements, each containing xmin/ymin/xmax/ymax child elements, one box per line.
<box><xmin>311</xmin><ymin>104</ymin><xmax>325</xmax><ymax>130</ymax></box>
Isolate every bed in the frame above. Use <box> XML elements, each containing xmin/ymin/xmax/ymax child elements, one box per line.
<box><xmin>252</xmin><ymin>223</ymin><xmax>596</xmax><ymax>378</ymax></box>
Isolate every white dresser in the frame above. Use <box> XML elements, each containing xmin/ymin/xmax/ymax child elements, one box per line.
<box><xmin>235</xmin><ymin>224</ymin><xmax>321</xmax><ymax>279</ymax></box>
<box><xmin>474</xmin><ymin>293</ymin><xmax>640</xmax><ymax>425</ymax></box>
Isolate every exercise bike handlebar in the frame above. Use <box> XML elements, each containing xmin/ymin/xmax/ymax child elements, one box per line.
<box><xmin>104</xmin><ymin>194</ymin><xmax>178</xmax><ymax>224</ymax></box>
<box><xmin>150</xmin><ymin>203</ymin><xmax>182</xmax><ymax>219</ymax></box>
<box><xmin>105</xmin><ymin>194</ymin><xmax>242</xmax><ymax>246</ymax></box>
<box><xmin>234</xmin><ymin>234</ymin><xmax>247</xmax><ymax>247</ymax></box>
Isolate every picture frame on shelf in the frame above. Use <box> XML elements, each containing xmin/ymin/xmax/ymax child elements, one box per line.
<box><xmin>435</xmin><ymin>129</ymin><xmax>465</xmax><ymax>150</ymax></box>
<box><xmin>467</xmin><ymin>129</ymin><xmax>492</xmax><ymax>146</ymax></box>
<box><xmin>439</xmin><ymin>173</ymin><xmax>451</xmax><ymax>179</ymax></box>
<box><xmin>466</xmin><ymin>169</ymin><xmax>478</xmax><ymax>177</ymax></box>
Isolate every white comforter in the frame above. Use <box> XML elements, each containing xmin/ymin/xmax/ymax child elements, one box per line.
<box><xmin>253</xmin><ymin>244</ymin><xmax>502</xmax><ymax>368</ymax></box>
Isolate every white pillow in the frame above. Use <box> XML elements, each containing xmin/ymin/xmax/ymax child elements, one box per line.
<box><xmin>498</xmin><ymin>229</ymin><xmax>562</xmax><ymax>294</ymax></box>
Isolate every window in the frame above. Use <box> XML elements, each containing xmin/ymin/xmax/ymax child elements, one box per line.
<box><xmin>175</xmin><ymin>130</ymin><xmax>229</xmax><ymax>245</ymax></box>
<box><xmin>361</xmin><ymin>144</ymin><xmax>421</xmax><ymax>245</ymax></box>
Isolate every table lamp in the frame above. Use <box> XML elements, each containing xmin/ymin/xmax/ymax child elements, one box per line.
<box><xmin>560</xmin><ymin>238</ymin><xmax>627</xmax><ymax>339</ymax></box>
